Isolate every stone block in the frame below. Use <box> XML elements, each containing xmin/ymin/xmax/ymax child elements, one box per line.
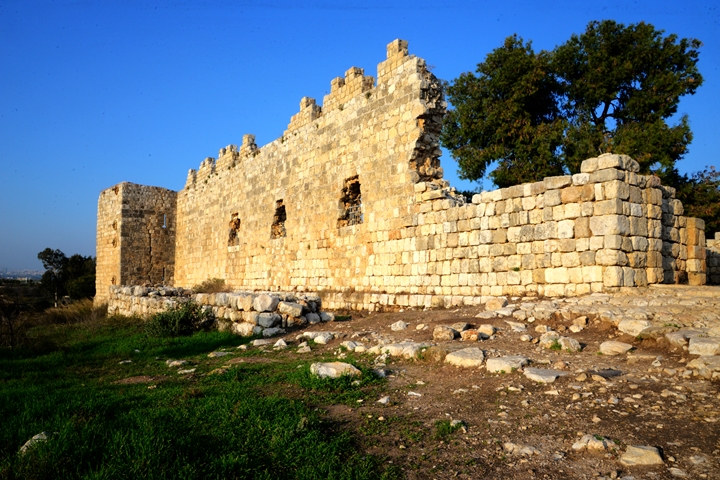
<box><xmin>590</xmin><ymin>168</ymin><xmax>625</xmax><ymax>184</ymax></box>
<box><xmin>278</xmin><ymin>301</ymin><xmax>304</xmax><ymax>317</ymax></box>
<box><xmin>595</xmin><ymin>249</ymin><xmax>628</xmax><ymax>266</ymax></box>
<box><xmin>545</xmin><ymin>267</ymin><xmax>569</xmax><ymax>283</ymax></box>
<box><xmin>258</xmin><ymin>313</ymin><xmax>281</xmax><ymax>328</ymax></box>
<box><xmin>253</xmin><ymin>294</ymin><xmax>279</xmax><ymax>312</ymax></box>
<box><xmin>603</xmin><ymin>266</ymin><xmax>624</xmax><ymax>287</ymax></box>
<box><xmin>590</xmin><ymin>215</ymin><xmax>629</xmax><ymax>236</ymax></box>
<box><xmin>544</xmin><ymin>176</ymin><xmax>572</xmax><ymax>190</ymax></box>
<box><xmin>580</xmin><ymin>157</ymin><xmax>598</xmax><ymax>173</ymax></box>
<box><xmin>603</xmin><ymin>180</ymin><xmax>629</xmax><ymax>200</ymax></box>
<box><xmin>593</xmin><ymin>198</ymin><xmax>623</xmax><ymax>215</ymax></box>
<box><xmin>572</xmin><ymin>173</ymin><xmax>590</xmax><ymax>186</ymax></box>
<box><xmin>544</xmin><ymin>189</ymin><xmax>562</xmax><ymax>207</ymax></box>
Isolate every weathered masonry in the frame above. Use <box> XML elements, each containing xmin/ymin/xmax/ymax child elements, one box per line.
<box><xmin>95</xmin><ymin>40</ymin><xmax>714</xmax><ymax>310</ymax></box>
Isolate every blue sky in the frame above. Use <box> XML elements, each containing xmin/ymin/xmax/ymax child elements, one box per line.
<box><xmin>1</xmin><ymin>0</ymin><xmax>718</xmax><ymax>271</ymax></box>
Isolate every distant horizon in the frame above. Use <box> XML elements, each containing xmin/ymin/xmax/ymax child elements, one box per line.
<box><xmin>2</xmin><ymin>0</ymin><xmax>718</xmax><ymax>271</ymax></box>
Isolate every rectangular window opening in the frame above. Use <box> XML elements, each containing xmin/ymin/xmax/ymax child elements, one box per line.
<box><xmin>338</xmin><ymin>175</ymin><xmax>363</xmax><ymax>228</ymax></box>
<box><xmin>271</xmin><ymin>200</ymin><xmax>287</xmax><ymax>239</ymax></box>
<box><xmin>162</xmin><ymin>214</ymin><xmax>167</xmax><ymax>229</ymax></box>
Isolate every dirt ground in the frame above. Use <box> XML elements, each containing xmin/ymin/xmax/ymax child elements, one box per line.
<box><xmin>278</xmin><ymin>287</ymin><xmax>720</xmax><ymax>480</ymax></box>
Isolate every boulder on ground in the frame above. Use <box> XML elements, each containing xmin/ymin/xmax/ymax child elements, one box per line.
<box><xmin>310</xmin><ymin>362</ymin><xmax>361</xmax><ymax>379</ymax></box>
<box><xmin>689</xmin><ymin>337</ymin><xmax>720</xmax><ymax>356</ymax></box>
<box><xmin>444</xmin><ymin>348</ymin><xmax>485</xmax><ymax>367</ymax></box>
<box><xmin>600</xmin><ymin>341</ymin><xmax>633</xmax><ymax>356</ymax></box>
<box><xmin>524</xmin><ymin>368</ymin><xmax>564</xmax><ymax>384</ymax></box>
<box><xmin>485</xmin><ymin>297</ymin><xmax>508</xmax><ymax>311</ymax></box>
<box><xmin>485</xmin><ymin>355</ymin><xmax>529</xmax><ymax>373</ymax></box>
<box><xmin>620</xmin><ymin>445</ymin><xmax>664</xmax><ymax>466</ymax></box>
<box><xmin>433</xmin><ymin>325</ymin><xmax>458</xmax><ymax>341</ymax></box>
<box><xmin>390</xmin><ymin>321</ymin><xmax>408</xmax><ymax>331</ymax></box>
<box><xmin>617</xmin><ymin>318</ymin><xmax>652</xmax><ymax>337</ymax></box>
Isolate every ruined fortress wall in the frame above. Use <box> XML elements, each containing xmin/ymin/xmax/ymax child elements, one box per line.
<box><xmin>95</xmin><ymin>183</ymin><xmax>176</xmax><ymax>304</ymax></box>
<box><xmin>173</xmin><ymin>40</ymin><xmax>443</xmax><ymax>294</ymax></box>
<box><xmin>95</xmin><ymin>40</ymin><xmax>709</xmax><ymax>310</ymax></box>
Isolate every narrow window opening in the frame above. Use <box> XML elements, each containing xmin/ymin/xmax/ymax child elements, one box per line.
<box><xmin>338</xmin><ymin>175</ymin><xmax>363</xmax><ymax>227</ymax></box>
<box><xmin>162</xmin><ymin>214</ymin><xmax>167</xmax><ymax>229</ymax></box>
<box><xmin>228</xmin><ymin>212</ymin><xmax>241</xmax><ymax>246</ymax></box>
<box><xmin>271</xmin><ymin>200</ymin><xmax>287</xmax><ymax>239</ymax></box>
<box><xmin>162</xmin><ymin>267</ymin><xmax>165</xmax><ymax>282</ymax></box>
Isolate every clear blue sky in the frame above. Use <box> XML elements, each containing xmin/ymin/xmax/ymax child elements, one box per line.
<box><xmin>1</xmin><ymin>0</ymin><xmax>718</xmax><ymax>271</ymax></box>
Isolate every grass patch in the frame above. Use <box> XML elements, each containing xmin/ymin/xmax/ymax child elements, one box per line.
<box><xmin>433</xmin><ymin>419</ymin><xmax>463</xmax><ymax>441</ymax></box>
<box><xmin>0</xmin><ymin>315</ymin><xmax>397</xmax><ymax>479</ymax></box>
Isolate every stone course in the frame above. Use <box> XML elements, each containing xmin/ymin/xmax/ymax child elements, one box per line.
<box><xmin>96</xmin><ymin>40</ymin><xmax>711</xmax><ymax>310</ymax></box>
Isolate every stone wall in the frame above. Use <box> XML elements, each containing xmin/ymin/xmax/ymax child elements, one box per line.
<box><xmin>107</xmin><ymin>285</ymin><xmax>333</xmax><ymax>337</ymax></box>
<box><xmin>708</xmin><ymin>233</ymin><xmax>720</xmax><ymax>285</ymax></box>
<box><xmin>95</xmin><ymin>39</ymin><xmax>709</xmax><ymax>310</ymax></box>
<box><xmin>95</xmin><ymin>183</ymin><xmax>177</xmax><ymax>305</ymax></box>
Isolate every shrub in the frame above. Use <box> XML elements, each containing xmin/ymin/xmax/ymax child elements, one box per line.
<box><xmin>192</xmin><ymin>278</ymin><xmax>226</xmax><ymax>293</ymax></box>
<box><xmin>40</xmin><ymin>299</ymin><xmax>106</xmax><ymax>325</ymax></box>
<box><xmin>145</xmin><ymin>301</ymin><xmax>214</xmax><ymax>337</ymax></box>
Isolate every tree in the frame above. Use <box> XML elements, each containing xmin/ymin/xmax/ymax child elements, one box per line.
<box><xmin>37</xmin><ymin>249</ymin><xmax>96</xmax><ymax>305</ymax></box>
<box><xmin>675</xmin><ymin>167</ymin><xmax>720</xmax><ymax>235</ymax></box>
<box><xmin>441</xmin><ymin>35</ymin><xmax>566</xmax><ymax>188</ymax></box>
<box><xmin>441</xmin><ymin>20</ymin><xmax>703</xmax><ymax>188</ymax></box>
<box><xmin>38</xmin><ymin>248</ymin><xmax>68</xmax><ymax>307</ymax></box>
<box><xmin>553</xmin><ymin>20</ymin><xmax>702</xmax><ymax>177</ymax></box>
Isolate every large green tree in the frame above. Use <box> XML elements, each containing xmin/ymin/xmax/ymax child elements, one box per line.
<box><xmin>38</xmin><ymin>248</ymin><xmax>96</xmax><ymax>305</ymax></box>
<box><xmin>441</xmin><ymin>20</ymin><xmax>703</xmax><ymax>188</ymax></box>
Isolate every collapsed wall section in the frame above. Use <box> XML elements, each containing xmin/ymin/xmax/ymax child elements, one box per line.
<box><xmin>95</xmin><ymin>183</ymin><xmax>177</xmax><ymax>305</ymax></box>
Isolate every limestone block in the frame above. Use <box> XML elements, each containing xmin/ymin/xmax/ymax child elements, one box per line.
<box><xmin>595</xmin><ymin>249</ymin><xmax>628</xmax><ymax>266</ymax></box>
<box><xmin>278</xmin><ymin>301</ymin><xmax>304</xmax><ymax>317</ymax></box>
<box><xmin>603</xmin><ymin>266</ymin><xmax>624</xmax><ymax>287</ymax></box>
<box><xmin>600</xmin><ymin>341</ymin><xmax>633</xmax><ymax>355</ymax></box>
<box><xmin>558</xmin><ymin>220</ymin><xmax>574</xmax><ymax>239</ymax></box>
<box><xmin>524</xmin><ymin>367</ymin><xmax>563</xmax><ymax>383</ymax></box>
<box><xmin>590</xmin><ymin>168</ymin><xmax>625</xmax><ymax>184</ymax></box>
<box><xmin>444</xmin><ymin>347</ymin><xmax>485</xmax><ymax>367</ymax></box>
<box><xmin>310</xmin><ymin>362</ymin><xmax>361</xmax><ymax>379</ymax></box>
<box><xmin>620</xmin><ymin>446</ymin><xmax>663</xmax><ymax>466</ymax></box>
<box><xmin>603</xmin><ymin>180</ymin><xmax>629</xmax><ymax>200</ymax></box>
<box><xmin>593</xmin><ymin>199</ymin><xmax>623</xmax><ymax>216</ymax></box>
<box><xmin>618</xmin><ymin>318</ymin><xmax>652</xmax><ymax>337</ymax></box>
<box><xmin>572</xmin><ymin>173</ymin><xmax>590</xmax><ymax>186</ymax></box>
<box><xmin>242</xmin><ymin>311</ymin><xmax>260</xmax><ymax>325</ymax></box>
<box><xmin>231</xmin><ymin>322</ymin><xmax>256</xmax><ymax>337</ymax></box>
<box><xmin>258</xmin><ymin>313</ymin><xmax>281</xmax><ymax>328</ymax></box>
<box><xmin>689</xmin><ymin>337</ymin><xmax>720</xmax><ymax>356</ymax></box>
<box><xmin>236</xmin><ymin>294</ymin><xmax>255</xmax><ymax>311</ymax></box>
<box><xmin>544</xmin><ymin>190</ymin><xmax>562</xmax><ymax>207</ymax></box>
<box><xmin>590</xmin><ymin>215</ymin><xmax>629</xmax><ymax>236</ymax></box>
<box><xmin>545</xmin><ymin>267</ymin><xmax>569</xmax><ymax>284</ymax></box>
<box><xmin>544</xmin><ymin>176</ymin><xmax>572</xmax><ymax>190</ymax></box>
<box><xmin>253</xmin><ymin>294</ymin><xmax>279</xmax><ymax>312</ymax></box>
<box><xmin>486</xmin><ymin>355</ymin><xmax>529</xmax><ymax>373</ymax></box>
<box><xmin>580</xmin><ymin>157</ymin><xmax>598</xmax><ymax>173</ymax></box>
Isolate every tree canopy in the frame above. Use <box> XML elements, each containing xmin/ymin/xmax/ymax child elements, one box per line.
<box><xmin>38</xmin><ymin>248</ymin><xmax>96</xmax><ymax>303</ymax></box>
<box><xmin>441</xmin><ymin>20</ymin><xmax>703</xmax><ymax>188</ymax></box>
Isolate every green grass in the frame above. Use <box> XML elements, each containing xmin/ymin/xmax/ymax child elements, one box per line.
<box><xmin>0</xmin><ymin>316</ymin><xmax>398</xmax><ymax>480</ymax></box>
